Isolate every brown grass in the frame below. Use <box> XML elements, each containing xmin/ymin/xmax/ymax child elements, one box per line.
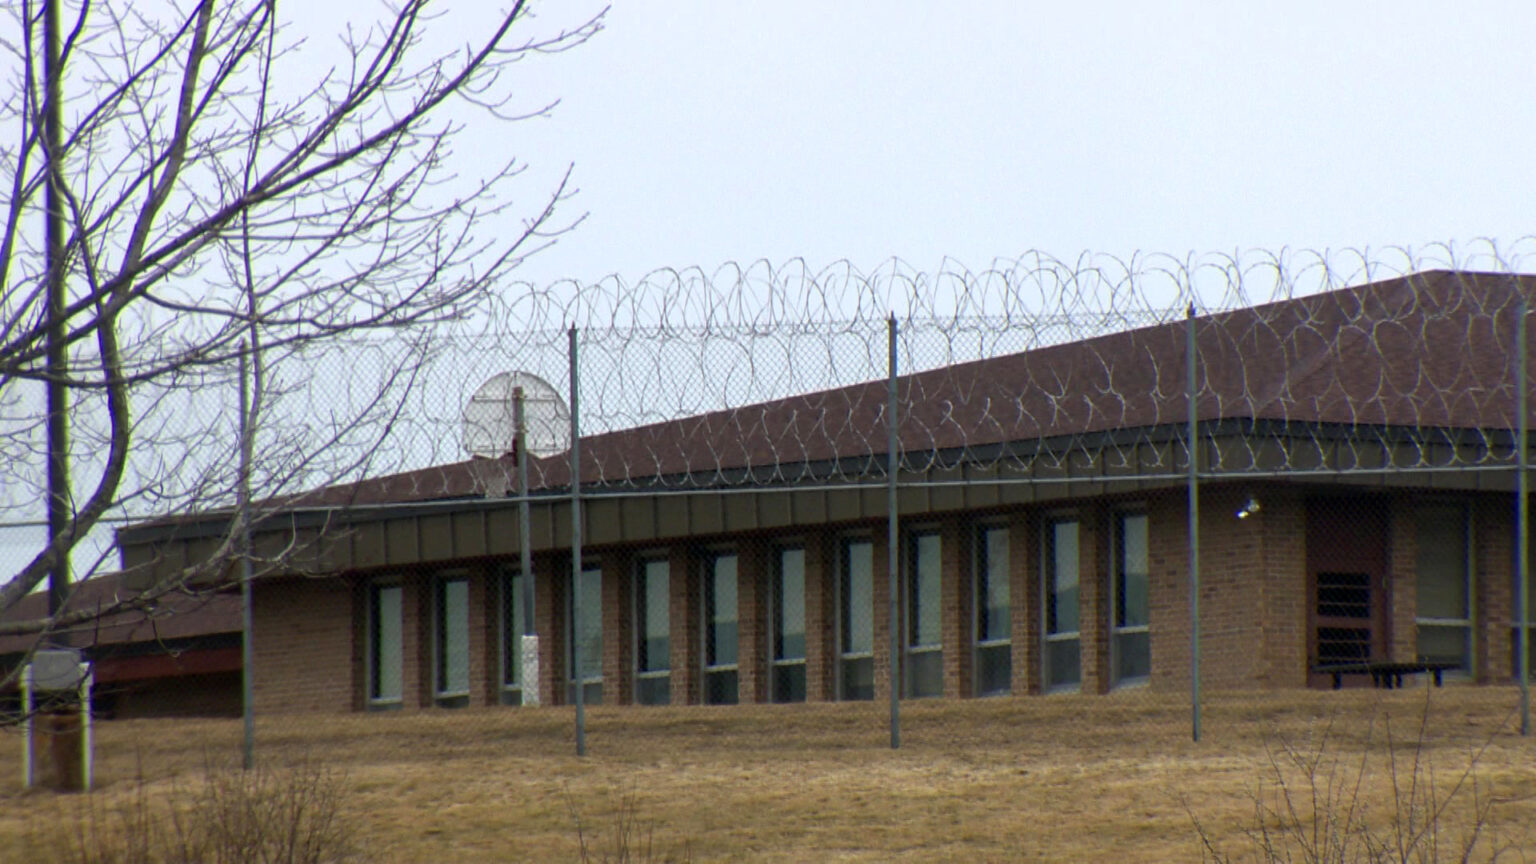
<box><xmin>2</xmin><ymin>689</ymin><xmax>1534</xmax><ymax>862</ymax></box>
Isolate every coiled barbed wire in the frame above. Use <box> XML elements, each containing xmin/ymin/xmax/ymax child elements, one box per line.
<box><xmin>7</xmin><ymin>242</ymin><xmax>1536</xmax><ymax>582</ymax></box>
<box><xmin>284</xmin><ymin>241</ymin><xmax>1536</xmax><ymax>508</ymax></box>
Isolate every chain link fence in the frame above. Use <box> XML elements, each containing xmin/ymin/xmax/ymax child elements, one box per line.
<box><xmin>4</xmin><ymin>244</ymin><xmax>1536</xmax><ymax>778</ymax></box>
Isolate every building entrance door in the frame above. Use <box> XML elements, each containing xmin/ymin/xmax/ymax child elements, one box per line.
<box><xmin>1306</xmin><ymin>498</ymin><xmax>1389</xmax><ymax>688</ymax></box>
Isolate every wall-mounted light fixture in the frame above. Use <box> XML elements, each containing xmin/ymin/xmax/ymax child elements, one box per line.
<box><xmin>1236</xmin><ymin>495</ymin><xmax>1261</xmax><ymax>520</ymax></box>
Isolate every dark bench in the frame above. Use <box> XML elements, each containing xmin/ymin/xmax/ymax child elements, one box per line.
<box><xmin>1312</xmin><ymin>661</ymin><xmax>1462</xmax><ymax>690</ymax></box>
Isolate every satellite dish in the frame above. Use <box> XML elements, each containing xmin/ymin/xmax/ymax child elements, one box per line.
<box><xmin>461</xmin><ymin>371</ymin><xmax>571</xmax><ymax>459</ymax></box>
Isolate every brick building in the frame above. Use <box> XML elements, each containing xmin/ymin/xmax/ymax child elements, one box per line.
<box><xmin>116</xmin><ymin>270</ymin><xmax>1536</xmax><ymax>714</ymax></box>
<box><xmin>0</xmin><ymin>571</ymin><xmax>242</xmax><ymax>718</ymax></box>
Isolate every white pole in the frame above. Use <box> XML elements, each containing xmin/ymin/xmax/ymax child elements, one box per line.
<box><xmin>80</xmin><ymin>666</ymin><xmax>92</xmax><ymax>789</ymax></box>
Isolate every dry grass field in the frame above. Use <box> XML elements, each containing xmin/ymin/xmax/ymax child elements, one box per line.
<box><xmin>3</xmin><ymin>688</ymin><xmax>1535</xmax><ymax>862</ymax></box>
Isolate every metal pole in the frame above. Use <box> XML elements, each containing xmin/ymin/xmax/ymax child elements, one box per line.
<box><xmin>1186</xmin><ymin>303</ymin><xmax>1202</xmax><ymax>743</ymax></box>
<box><xmin>44</xmin><ymin>0</ymin><xmax>69</xmax><ymax>626</ymax></box>
<box><xmin>238</xmin><ymin>342</ymin><xmax>256</xmax><ymax>770</ymax></box>
<box><xmin>516</xmin><ymin>388</ymin><xmax>539</xmax><ymax>706</ymax></box>
<box><xmin>40</xmin><ymin>0</ymin><xmax>84</xmax><ymax>792</ymax></box>
<box><xmin>568</xmin><ymin>327</ymin><xmax>585</xmax><ymax>756</ymax></box>
<box><xmin>1518</xmin><ymin>293</ymin><xmax>1530</xmax><ymax>736</ymax></box>
<box><xmin>886</xmin><ymin>315</ymin><xmax>900</xmax><ymax>750</ymax></box>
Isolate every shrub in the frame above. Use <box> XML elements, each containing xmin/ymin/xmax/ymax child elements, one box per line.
<box><xmin>569</xmin><ymin>788</ymin><xmax>693</xmax><ymax>864</ymax></box>
<box><xmin>1191</xmin><ymin>699</ymin><xmax>1516</xmax><ymax>863</ymax></box>
<box><xmin>30</xmin><ymin>760</ymin><xmax>357</xmax><ymax>864</ymax></box>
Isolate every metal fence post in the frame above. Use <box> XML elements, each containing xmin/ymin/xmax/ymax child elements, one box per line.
<box><xmin>238</xmin><ymin>340</ymin><xmax>256</xmax><ymax>771</ymax></box>
<box><xmin>1186</xmin><ymin>303</ymin><xmax>1202</xmax><ymax>743</ymax></box>
<box><xmin>516</xmin><ymin>388</ymin><xmax>539</xmax><ymax>706</ymax></box>
<box><xmin>887</xmin><ymin>314</ymin><xmax>900</xmax><ymax>750</ymax></box>
<box><xmin>1518</xmin><ymin>293</ymin><xmax>1530</xmax><ymax>737</ymax></box>
<box><xmin>568</xmin><ymin>326</ymin><xmax>585</xmax><ymax>756</ymax></box>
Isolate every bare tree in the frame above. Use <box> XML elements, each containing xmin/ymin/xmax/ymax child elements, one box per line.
<box><xmin>0</xmin><ymin>0</ymin><xmax>602</xmax><ymax>646</ymax></box>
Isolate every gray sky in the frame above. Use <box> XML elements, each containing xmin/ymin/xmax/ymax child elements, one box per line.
<box><xmin>499</xmin><ymin>1</ymin><xmax>1536</xmax><ymax>287</ymax></box>
<box><xmin>9</xmin><ymin>1</ymin><xmax>1535</xmax><ymax>583</ymax></box>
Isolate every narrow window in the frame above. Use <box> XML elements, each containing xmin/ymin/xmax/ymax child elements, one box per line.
<box><xmin>434</xmin><ymin>574</ymin><xmax>470</xmax><ymax>707</ymax></box>
<box><xmin>703</xmin><ymin>553</ymin><xmax>739</xmax><ymax>705</ymax></box>
<box><xmin>839</xmin><ymin>539</ymin><xmax>875</xmax><ymax>701</ymax></box>
<box><xmin>635</xmin><ymin>558</ymin><xmax>671</xmax><ymax>705</ymax></box>
<box><xmin>771</xmin><ymin>546</ymin><xmax>807</xmax><ymax>703</ymax></box>
<box><xmin>368</xmin><ymin>583</ymin><xmax>403</xmax><ymax>708</ymax></box>
<box><xmin>906</xmin><ymin>531</ymin><xmax>943</xmax><ymax>698</ymax></box>
<box><xmin>568</xmin><ymin>564</ymin><xmax>603</xmax><ymax>705</ymax></box>
<box><xmin>1111</xmin><ymin>512</ymin><xmax>1151</xmax><ymax>686</ymax></box>
<box><xmin>500</xmin><ymin>568</ymin><xmax>525</xmax><ymax>705</ymax></box>
<box><xmin>1043</xmin><ymin>519</ymin><xmax>1081</xmax><ymax>691</ymax></box>
<box><xmin>1416</xmin><ymin>503</ymin><xmax>1472</xmax><ymax>675</ymax></box>
<box><xmin>974</xmin><ymin>525</ymin><xmax>1011</xmax><ymax>696</ymax></box>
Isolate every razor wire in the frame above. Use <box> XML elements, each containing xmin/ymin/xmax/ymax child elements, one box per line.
<box><xmin>4</xmin><ymin>240</ymin><xmax>1536</xmax><ymax>584</ymax></box>
<box><xmin>303</xmin><ymin>240</ymin><xmax>1536</xmax><ymax>508</ymax></box>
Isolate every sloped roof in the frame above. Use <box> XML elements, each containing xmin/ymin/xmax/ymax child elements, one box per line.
<box><xmin>0</xmin><ymin>571</ymin><xmax>241</xmax><ymax>656</ymax></box>
<box><xmin>278</xmin><ymin>269</ymin><xmax>1536</xmax><ymax>508</ymax></box>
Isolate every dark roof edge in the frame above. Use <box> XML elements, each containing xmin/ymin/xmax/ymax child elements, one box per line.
<box><xmin>116</xmin><ymin>415</ymin><xmax>1520</xmax><ymax>546</ymax></box>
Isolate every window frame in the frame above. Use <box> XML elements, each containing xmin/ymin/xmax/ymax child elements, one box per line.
<box><xmin>497</xmin><ymin>565</ymin><xmax>526</xmax><ymax>706</ymax></box>
<box><xmin>1414</xmin><ymin>501</ymin><xmax>1474</xmax><ymax>677</ymax></box>
<box><xmin>701</xmin><ymin>549</ymin><xmax>740</xmax><ymax>705</ymax></box>
<box><xmin>366</xmin><ymin>579</ymin><xmax>405</xmax><ymax>710</ymax></box>
<box><xmin>770</xmin><ymin>543</ymin><xmax>808</xmax><ymax>703</ymax></box>
<box><xmin>432</xmin><ymin>570</ymin><xmax>472</xmax><ymax>708</ymax></box>
<box><xmin>972</xmin><ymin>521</ymin><xmax>1012</xmax><ymax>697</ymax></box>
<box><xmin>1041</xmin><ymin>515</ymin><xmax>1082</xmax><ymax>693</ymax></box>
<box><xmin>837</xmin><ymin>536</ymin><xmax>876</xmax><ymax>701</ymax></box>
<box><xmin>633</xmin><ymin>555</ymin><xmax>672</xmax><ymax>706</ymax></box>
<box><xmin>1109</xmin><ymin>510</ymin><xmax>1151</xmax><ymax>689</ymax></box>
<box><xmin>567</xmin><ymin>561</ymin><xmax>604</xmax><ymax>705</ymax></box>
<box><xmin>904</xmin><ymin>527</ymin><xmax>943</xmax><ymax>699</ymax></box>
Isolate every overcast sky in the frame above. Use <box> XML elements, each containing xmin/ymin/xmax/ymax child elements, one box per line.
<box><xmin>10</xmin><ymin>2</ymin><xmax>1536</xmax><ymax>581</ymax></box>
<box><xmin>492</xmin><ymin>1</ymin><xmax>1536</xmax><ymax>288</ymax></box>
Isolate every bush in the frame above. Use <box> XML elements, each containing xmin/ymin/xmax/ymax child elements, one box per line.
<box><xmin>1191</xmin><ymin>699</ymin><xmax>1516</xmax><ymax>863</ymax></box>
<box><xmin>30</xmin><ymin>760</ymin><xmax>357</xmax><ymax>864</ymax></box>
<box><xmin>569</xmin><ymin>788</ymin><xmax>693</xmax><ymax>864</ymax></box>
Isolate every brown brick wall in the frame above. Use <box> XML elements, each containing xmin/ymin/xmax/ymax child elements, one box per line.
<box><xmin>1257</xmin><ymin>488</ymin><xmax>1307</xmax><ymax>687</ymax></box>
<box><xmin>465</xmin><ymin>571</ymin><xmax>490</xmax><ymax>707</ymax></box>
<box><xmin>870</xmin><ymin>532</ymin><xmax>893</xmax><ymax>704</ymax></box>
<box><xmin>1387</xmin><ymin>495</ymin><xmax>1419</xmax><ymax>665</ymax></box>
<box><xmin>1147</xmin><ymin>485</ymin><xmax>1310</xmax><ymax>693</ymax></box>
<box><xmin>940</xmin><ymin>517</ymin><xmax>971</xmax><ymax>700</ymax></box>
<box><xmin>804</xmin><ymin>531</ymin><xmax>836</xmax><ymax>702</ymax></box>
<box><xmin>1078</xmin><ymin>506</ymin><xmax>1109</xmax><ymax>694</ymax></box>
<box><xmin>603</xmin><ymin>551</ymin><xmax>635</xmax><ymax>706</ymax></box>
<box><xmin>1197</xmin><ymin>486</ymin><xmax>1269</xmax><ymax>690</ymax></box>
<box><xmin>669</xmin><ymin>545</ymin><xmax>701</xmax><ymax>705</ymax></box>
<box><xmin>1012</xmin><ymin>510</ymin><xmax>1042</xmax><ymax>695</ymax></box>
<box><xmin>535</xmin><ymin>553</ymin><xmax>566</xmax><ymax>705</ymax></box>
<box><xmin>478</xmin><ymin>569</ymin><xmax>501</xmax><ymax>705</ymax></box>
<box><xmin>249</xmin><ymin>489</ymin><xmax>1535</xmax><ymax>716</ymax></box>
<box><xmin>1147</xmin><ymin>494</ymin><xmax>1188</xmax><ymax>694</ymax></box>
<box><xmin>410</xmin><ymin>576</ymin><xmax>431</xmax><ymax>708</ymax></box>
<box><xmin>1477</xmin><ymin>495</ymin><xmax>1514</xmax><ymax>681</ymax></box>
<box><xmin>252</xmin><ymin>576</ymin><xmax>357</xmax><ymax>715</ymax></box>
<box><xmin>737</xmin><ymin>539</ymin><xmax>769</xmax><ymax>704</ymax></box>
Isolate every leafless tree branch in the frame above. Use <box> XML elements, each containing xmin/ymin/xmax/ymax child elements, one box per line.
<box><xmin>0</xmin><ymin>0</ymin><xmax>603</xmax><ymax>648</ymax></box>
